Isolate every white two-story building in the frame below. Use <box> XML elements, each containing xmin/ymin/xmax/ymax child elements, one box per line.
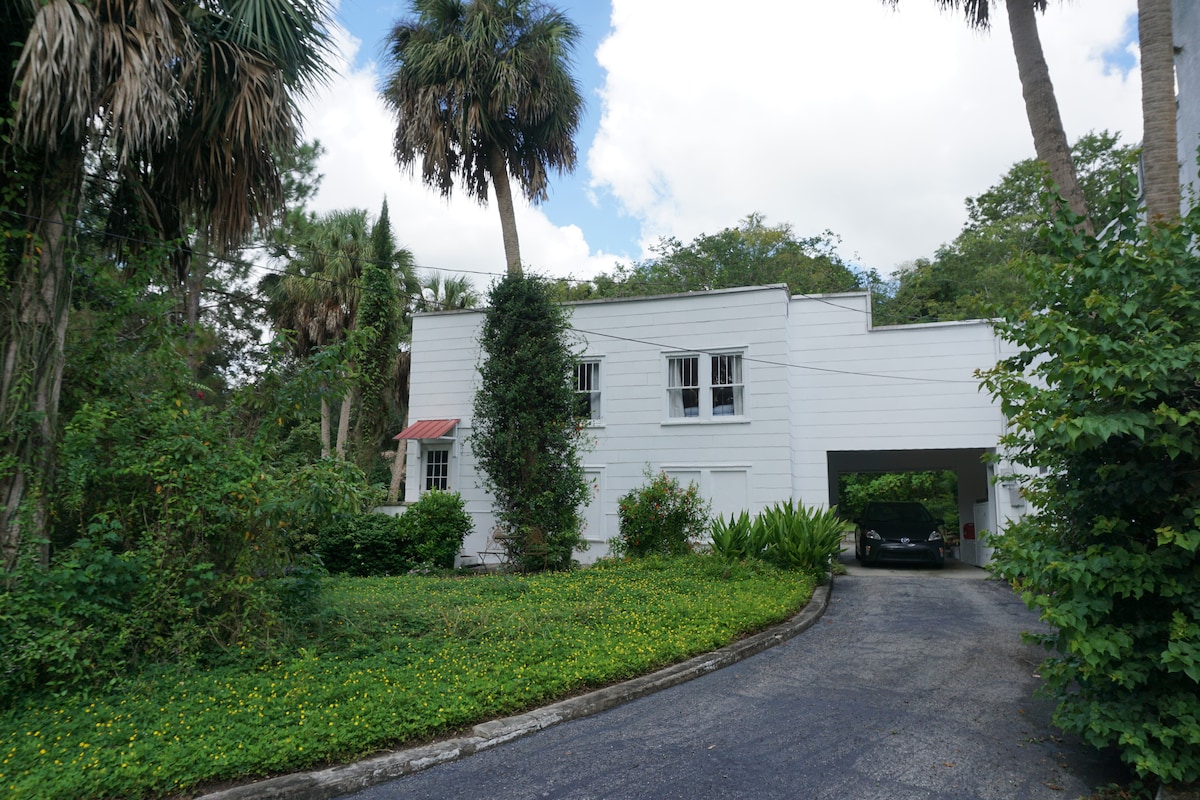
<box><xmin>395</xmin><ymin>285</ymin><xmax>1022</xmax><ymax>567</ymax></box>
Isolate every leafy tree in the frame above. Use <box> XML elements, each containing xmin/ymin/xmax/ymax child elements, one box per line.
<box><xmin>982</xmin><ymin>199</ymin><xmax>1200</xmax><ymax>785</ymax></box>
<box><xmin>1</xmin><ymin>0</ymin><xmax>333</xmax><ymax>567</ymax></box>
<box><xmin>381</xmin><ymin>0</ymin><xmax>584</xmax><ymax>275</ymax></box>
<box><xmin>837</xmin><ymin>471</ymin><xmax>959</xmax><ymax>530</ymax></box>
<box><xmin>471</xmin><ymin>275</ymin><xmax>590</xmax><ymax>570</ymax></box>
<box><xmin>580</xmin><ymin>214</ymin><xmax>861</xmax><ymax>298</ymax></box>
<box><xmin>876</xmin><ymin>132</ymin><xmax>1139</xmax><ymax>324</ymax></box>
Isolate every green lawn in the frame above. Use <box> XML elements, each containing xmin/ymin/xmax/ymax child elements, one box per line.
<box><xmin>0</xmin><ymin>556</ymin><xmax>816</xmax><ymax>800</ymax></box>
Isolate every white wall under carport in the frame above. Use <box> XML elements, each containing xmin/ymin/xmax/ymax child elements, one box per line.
<box><xmin>826</xmin><ymin>448</ymin><xmax>997</xmax><ymax>566</ymax></box>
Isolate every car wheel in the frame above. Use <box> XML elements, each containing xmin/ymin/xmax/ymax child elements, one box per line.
<box><xmin>854</xmin><ymin>535</ymin><xmax>864</xmax><ymax>562</ymax></box>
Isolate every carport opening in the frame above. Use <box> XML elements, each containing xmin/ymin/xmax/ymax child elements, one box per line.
<box><xmin>836</xmin><ymin>470</ymin><xmax>960</xmax><ymax>546</ymax></box>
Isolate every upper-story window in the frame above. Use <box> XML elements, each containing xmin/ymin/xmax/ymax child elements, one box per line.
<box><xmin>576</xmin><ymin>360</ymin><xmax>601</xmax><ymax>420</ymax></box>
<box><xmin>667</xmin><ymin>352</ymin><xmax>745</xmax><ymax>420</ymax></box>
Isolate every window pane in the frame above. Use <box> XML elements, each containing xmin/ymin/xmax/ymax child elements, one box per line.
<box><xmin>668</xmin><ymin>356</ymin><xmax>700</xmax><ymax>417</ymax></box>
<box><xmin>575</xmin><ymin>362</ymin><xmax>600</xmax><ymax>419</ymax></box>
<box><xmin>425</xmin><ymin>449</ymin><xmax>449</xmax><ymax>491</ymax></box>
<box><xmin>711</xmin><ymin>354</ymin><xmax>743</xmax><ymax>416</ymax></box>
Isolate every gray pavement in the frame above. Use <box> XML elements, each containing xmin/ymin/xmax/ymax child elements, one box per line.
<box><xmin>202</xmin><ymin>555</ymin><xmax>1127</xmax><ymax>800</ymax></box>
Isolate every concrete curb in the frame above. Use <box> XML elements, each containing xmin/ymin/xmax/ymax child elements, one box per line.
<box><xmin>197</xmin><ymin>581</ymin><xmax>833</xmax><ymax>800</ymax></box>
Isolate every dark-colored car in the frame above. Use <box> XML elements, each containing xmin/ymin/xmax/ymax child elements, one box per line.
<box><xmin>854</xmin><ymin>501</ymin><xmax>946</xmax><ymax>568</ymax></box>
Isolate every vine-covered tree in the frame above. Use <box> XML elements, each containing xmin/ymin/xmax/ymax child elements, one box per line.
<box><xmin>380</xmin><ymin>0</ymin><xmax>584</xmax><ymax>275</ymax></box>
<box><xmin>471</xmin><ymin>275</ymin><xmax>590</xmax><ymax>570</ymax></box>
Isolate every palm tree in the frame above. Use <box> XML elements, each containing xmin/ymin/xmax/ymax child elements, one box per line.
<box><xmin>417</xmin><ymin>272</ymin><xmax>481</xmax><ymax>311</ymax></box>
<box><xmin>1138</xmin><ymin>0</ymin><xmax>1178</xmax><ymax>222</ymax></box>
<box><xmin>888</xmin><ymin>0</ymin><xmax>1092</xmax><ymax>233</ymax></box>
<box><xmin>380</xmin><ymin>0</ymin><xmax>584</xmax><ymax>276</ymax></box>
<box><xmin>264</xmin><ymin>208</ymin><xmax>415</xmax><ymax>459</ymax></box>
<box><xmin>1</xmin><ymin>0</ymin><xmax>332</xmax><ymax>567</ymax></box>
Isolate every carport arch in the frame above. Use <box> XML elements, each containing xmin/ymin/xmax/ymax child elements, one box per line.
<box><xmin>826</xmin><ymin>449</ymin><xmax>996</xmax><ymax>562</ymax></box>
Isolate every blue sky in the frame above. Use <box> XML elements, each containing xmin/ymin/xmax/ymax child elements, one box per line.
<box><xmin>302</xmin><ymin>0</ymin><xmax>1142</xmax><ymax>286</ymax></box>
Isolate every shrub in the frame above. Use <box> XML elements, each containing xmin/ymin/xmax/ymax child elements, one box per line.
<box><xmin>982</xmin><ymin>199</ymin><xmax>1200</xmax><ymax>784</ymax></box>
<box><xmin>615</xmin><ymin>471</ymin><xmax>710</xmax><ymax>558</ymax></box>
<box><xmin>396</xmin><ymin>489</ymin><xmax>473</xmax><ymax>569</ymax></box>
<box><xmin>316</xmin><ymin>491</ymin><xmax>472</xmax><ymax>575</ymax></box>
<box><xmin>710</xmin><ymin>501</ymin><xmax>845</xmax><ymax>576</ymax></box>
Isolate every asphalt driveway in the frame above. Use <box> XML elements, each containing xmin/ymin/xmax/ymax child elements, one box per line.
<box><xmin>337</xmin><ymin>562</ymin><xmax>1125</xmax><ymax>800</ymax></box>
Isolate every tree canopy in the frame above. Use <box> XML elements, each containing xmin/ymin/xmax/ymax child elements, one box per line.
<box><xmin>561</xmin><ymin>214</ymin><xmax>863</xmax><ymax>300</ymax></box>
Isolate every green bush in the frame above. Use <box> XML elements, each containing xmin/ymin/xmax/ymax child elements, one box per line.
<box><xmin>982</xmin><ymin>199</ymin><xmax>1200</xmax><ymax>784</ymax></box>
<box><xmin>317</xmin><ymin>491</ymin><xmax>472</xmax><ymax>575</ymax></box>
<box><xmin>710</xmin><ymin>501</ymin><xmax>845</xmax><ymax>576</ymax></box>
<box><xmin>398</xmin><ymin>489</ymin><xmax>473</xmax><ymax>568</ymax></box>
<box><xmin>615</xmin><ymin>471</ymin><xmax>710</xmax><ymax>558</ymax></box>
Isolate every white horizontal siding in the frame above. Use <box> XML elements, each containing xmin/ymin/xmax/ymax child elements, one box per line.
<box><xmin>404</xmin><ymin>286</ymin><xmax>1012</xmax><ymax>564</ymax></box>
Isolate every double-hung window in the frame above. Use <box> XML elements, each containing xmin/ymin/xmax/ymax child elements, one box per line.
<box><xmin>667</xmin><ymin>356</ymin><xmax>701</xmax><ymax>417</ymax></box>
<box><xmin>667</xmin><ymin>352</ymin><xmax>745</xmax><ymax>419</ymax></box>
<box><xmin>711</xmin><ymin>354</ymin><xmax>744</xmax><ymax>416</ymax></box>
<box><xmin>575</xmin><ymin>360</ymin><xmax>601</xmax><ymax>421</ymax></box>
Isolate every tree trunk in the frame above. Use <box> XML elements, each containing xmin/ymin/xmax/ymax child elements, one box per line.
<box><xmin>489</xmin><ymin>149</ymin><xmax>523</xmax><ymax>276</ymax></box>
<box><xmin>387</xmin><ymin>426</ymin><xmax>408</xmax><ymax>504</ymax></box>
<box><xmin>320</xmin><ymin>394</ymin><xmax>332</xmax><ymax>458</ymax></box>
<box><xmin>1</xmin><ymin>156</ymin><xmax>82</xmax><ymax>570</ymax></box>
<box><xmin>1005</xmin><ymin>0</ymin><xmax>1093</xmax><ymax>234</ymax></box>
<box><xmin>335</xmin><ymin>386</ymin><xmax>354</xmax><ymax>459</ymax></box>
<box><xmin>185</xmin><ymin>230</ymin><xmax>210</xmax><ymax>379</ymax></box>
<box><xmin>1139</xmin><ymin>0</ymin><xmax>1179</xmax><ymax>223</ymax></box>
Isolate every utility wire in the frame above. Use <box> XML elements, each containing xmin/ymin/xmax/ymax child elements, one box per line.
<box><xmin>4</xmin><ymin>208</ymin><xmax>991</xmax><ymax>382</ymax></box>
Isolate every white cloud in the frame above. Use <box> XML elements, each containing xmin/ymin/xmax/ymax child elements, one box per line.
<box><xmin>589</xmin><ymin>0</ymin><xmax>1141</xmax><ymax>271</ymax></box>
<box><xmin>304</xmin><ymin>1</ymin><xmax>1142</xmax><ymax>290</ymax></box>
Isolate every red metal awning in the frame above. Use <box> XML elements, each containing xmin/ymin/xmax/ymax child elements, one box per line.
<box><xmin>393</xmin><ymin>418</ymin><xmax>460</xmax><ymax>440</ymax></box>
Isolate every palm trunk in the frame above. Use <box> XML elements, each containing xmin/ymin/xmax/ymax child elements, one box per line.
<box><xmin>335</xmin><ymin>386</ymin><xmax>354</xmax><ymax>459</ymax></box>
<box><xmin>320</xmin><ymin>394</ymin><xmax>332</xmax><ymax>458</ymax></box>
<box><xmin>1</xmin><ymin>156</ymin><xmax>82</xmax><ymax>570</ymax></box>
<box><xmin>1139</xmin><ymin>0</ymin><xmax>1179</xmax><ymax>223</ymax></box>
<box><xmin>185</xmin><ymin>230</ymin><xmax>210</xmax><ymax>379</ymax></box>
<box><xmin>489</xmin><ymin>150</ymin><xmax>523</xmax><ymax>276</ymax></box>
<box><xmin>1005</xmin><ymin>0</ymin><xmax>1092</xmax><ymax>234</ymax></box>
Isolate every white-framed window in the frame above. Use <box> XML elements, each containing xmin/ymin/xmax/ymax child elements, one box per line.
<box><xmin>425</xmin><ymin>448</ymin><xmax>449</xmax><ymax>491</ymax></box>
<box><xmin>575</xmin><ymin>360</ymin><xmax>602</xmax><ymax>420</ymax></box>
<box><xmin>711</xmin><ymin>354</ymin><xmax>744</xmax><ymax>416</ymax></box>
<box><xmin>666</xmin><ymin>352</ymin><xmax>746</xmax><ymax>420</ymax></box>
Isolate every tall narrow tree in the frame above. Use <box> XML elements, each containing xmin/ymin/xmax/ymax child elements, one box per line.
<box><xmin>380</xmin><ymin>0</ymin><xmax>584</xmax><ymax>275</ymax></box>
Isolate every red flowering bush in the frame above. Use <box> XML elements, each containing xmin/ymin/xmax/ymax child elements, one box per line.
<box><xmin>615</xmin><ymin>471</ymin><xmax>710</xmax><ymax>558</ymax></box>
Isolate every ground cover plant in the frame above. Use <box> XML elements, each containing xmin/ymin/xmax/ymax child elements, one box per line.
<box><xmin>0</xmin><ymin>556</ymin><xmax>815</xmax><ymax>800</ymax></box>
